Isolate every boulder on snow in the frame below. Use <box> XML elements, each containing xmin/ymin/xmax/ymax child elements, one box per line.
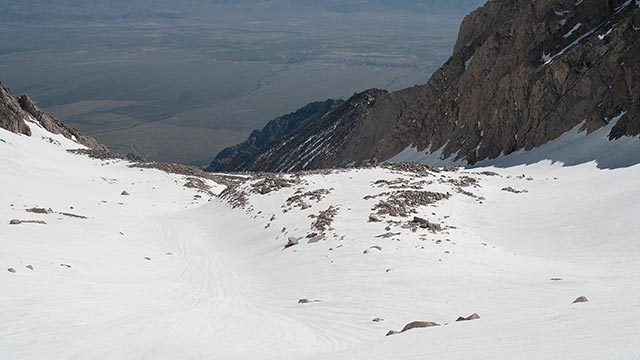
<box><xmin>573</xmin><ymin>296</ymin><xmax>589</xmax><ymax>303</ymax></box>
<box><xmin>410</xmin><ymin>216</ymin><xmax>442</xmax><ymax>232</ymax></box>
<box><xmin>372</xmin><ymin>318</ymin><xmax>384</xmax><ymax>323</ymax></box>
<box><xmin>285</xmin><ymin>236</ymin><xmax>299</xmax><ymax>248</ymax></box>
<box><xmin>386</xmin><ymin>321</ymin><xmax>440</xmax><ymax>336</ymax></box>
<box><xmin>121</xmin><ymin>191</ymin><xmax>130</xmax><ymax>196</ymax></box>
<box><xmin>456</xmin><ymin>313</ymin><xmax>480</xmax><ymax>322</ymax></box>
<box><xmin>26</xmin><ymin>265</ymin><xmax>34</xmax><ymax>270</ymax></box>
<box><xmin>7</xmin><ymin>268</ymin><xmax>16</xmax><ymax>273</ymax></box>
<box><xmin>401</xmin><ymin>321</ymin><xmax>440</xmax><ymax>332</ymax></box>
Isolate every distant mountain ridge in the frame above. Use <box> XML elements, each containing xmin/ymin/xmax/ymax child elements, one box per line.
<box><xmin>1</xmin><ymin>0</ymin><xmax>486</xmax><ymax>23</ymax></box>
<box><xmin>208</xmin><ymin>0</ymin><xmax>640</xmax><ymax>172</ymax></box>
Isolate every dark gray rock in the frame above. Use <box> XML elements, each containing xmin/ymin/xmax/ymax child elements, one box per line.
<box><xmin>0</xmin><ymin>82</ymin><xmax>31</xmax><ymax>136</ymax></box>
<box><xmin>573</xmin><ymin>296</ymin><xmax>589</xmax><ymax>303</ymax></box>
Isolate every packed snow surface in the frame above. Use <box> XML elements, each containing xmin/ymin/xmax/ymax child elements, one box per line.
<box><xmin>2</xmin><ymin>122</ymin><xmax>640</xmax><ymax>359</ymax></box>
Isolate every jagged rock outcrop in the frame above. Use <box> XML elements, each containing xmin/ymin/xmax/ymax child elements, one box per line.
<box><xmin>0</xmin><ymin>82</ymin><xmax>107</xmax><ymax>151</ymax></box>
<box><xmin>0</xmin><ymin>83</ymin><xmax>32</xmax><ymax>136</ymax></box>
<box><xmin>209</xmin><ymin>0</ymin><xmax>640</xmax><ymax>172</ymax></box>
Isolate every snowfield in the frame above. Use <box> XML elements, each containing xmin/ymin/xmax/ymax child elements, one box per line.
<box><xmin>1</xmin><ymin>121</ymin><xmax>640</xmax><ymax>359</ymax></box>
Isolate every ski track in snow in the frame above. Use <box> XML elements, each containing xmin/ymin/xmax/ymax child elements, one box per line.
<box><xmin>1</xmin><ymin>121</ymin><xmax>640</xmax><ymax>359</ymax></box>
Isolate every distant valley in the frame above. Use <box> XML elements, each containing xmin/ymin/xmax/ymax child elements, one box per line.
<box><xmin>0</xmin><ymin>4</ymin><xmax>478</xmax><ymax>164</ymax></box>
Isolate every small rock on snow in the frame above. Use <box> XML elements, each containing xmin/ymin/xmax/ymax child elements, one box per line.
<box><xmin>387</xmin><ymin>321</ymin><xmax>440</xmax><ymax>336</ymax></box>
<box><xmin>456</xmin><ymin>313</ymin><xmax>480</xmax><ymax>322</ymax></box>
<box><xmin>573</xmin><ymin>296</ymin><xmax>589</xmax><ymax>303</ymax></box>
<box><xmin>285</xmin><ymin>236</ymin><xmax>299</xmax><ymax>248</ymax></box>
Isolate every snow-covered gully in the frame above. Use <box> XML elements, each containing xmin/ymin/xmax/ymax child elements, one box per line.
<box><xmin>2</xmin><ymin>122</ymin><xmax>639</xmax><ymax>359</ymax></box>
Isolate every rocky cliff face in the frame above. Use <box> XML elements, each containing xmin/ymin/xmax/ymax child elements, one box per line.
<box><xmin>0</xmin><ymin>82</ymin><xmax>107</xmax><ymax>151</ymax></box>
<box><xmin>0</xmin><ymin>83</ymin><xmax>32</xmax><ymax>136</ymax></box>
<box><xmin>209</xmin><ymin>0</ymin><xmax>640</xmax><ymax>172</ymax></box>
<box><xmin>385</xmin><ymin>0</ymin><xmax>640</xmax><ymax>164</ymax></box>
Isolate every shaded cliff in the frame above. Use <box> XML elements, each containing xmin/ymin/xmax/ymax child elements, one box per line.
<box><xmin>206</xmin><ymin>99</ymin><xmax>342</xmax><ymax>172</ymax></box>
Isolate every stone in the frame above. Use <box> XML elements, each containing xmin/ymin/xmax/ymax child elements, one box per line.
<box><xmin>456</xmin><ymin>313</ymin><xmax>480</xmax><ymax>322</ymax></box>
<box><xmin>573</xmin><ymin>296</ymin><xmax>589</xmax><ymax>303</ymax></box>
<box><xmin>285</xmin><ymin>236</ymin><xmax>299</xmax><ymax>248</ymax></box>
<box><xmin>7</xmin><ymin>268</ymin><xmax>16</xmax><ymax>273</ymax></box>
<box><xmin>121</xmin><ymin>191</ymin><xmax>130</xmax><ymax>196</ymax></box>
<box><xmin>298</xmin><ymin>298</ymin><xmax>320</xmax><ymax>304</ymax></box>
<box><xmin>387</xmin><ymin>321</ymin><xmax>440</xmax><ymax>336</ymax></box>
<box><xmin>26</xmin><ymin>207</ymin><xmax>51</xmax><ymax>214</ymax></box>
<box><xmin>26</xmin><ymin>265</ymin><xmax>34</xmax><ymax>270</ymax></box>
<box><xmin>401</xmin><ymin>321</ymin><xmax>441</xmax><ymax>332</ymax></box>
<box><xmin>9</xmin><ymin>219</ymin><xmax>47</xmax><ymax>225</ymax></box>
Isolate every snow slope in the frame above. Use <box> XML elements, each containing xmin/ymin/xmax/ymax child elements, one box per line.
<box><xmin>389</xmin><ymin>114</ymin><xmax>640</xmax><ymax>169</ymax></box>
<box><xmin>1</xmin><ymin>122</ymin><xmax>640</xmax><ymax>359</ymax></box>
